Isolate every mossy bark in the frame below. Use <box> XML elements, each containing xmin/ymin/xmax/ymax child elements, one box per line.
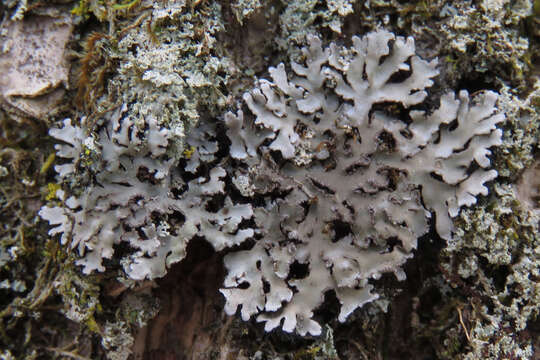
<box><xmin>0</xmin><ymin>0</ymin><xmax>538</xmax><ymax>359</ymax></box>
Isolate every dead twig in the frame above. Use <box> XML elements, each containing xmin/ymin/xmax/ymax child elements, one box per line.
<box><xmin>45</xmin><ymin>347</ymin><xmax>92</xmax><ymax>360</ymax></box>
<box><xmin>457</xmin><ymin>307</ymin><xmax>471</xmax><ymax>343</ymax></box>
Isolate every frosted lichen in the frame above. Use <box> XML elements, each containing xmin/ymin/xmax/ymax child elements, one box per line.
<box><xmin>40</xmin><ymin>106</ymin><xmax>253</xmax><ymax>280</ymax></box>
<box><xmin>220</xmin><ymin>30</ymin><xmax>504</xmax><ymax>335</ymax></box>
<box><xmin>41</xmin><ymin>30</ymin><xmax>504</xmax><ymax>337</ymax></box>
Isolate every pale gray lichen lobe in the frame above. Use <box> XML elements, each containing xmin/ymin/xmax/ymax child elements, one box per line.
<box><xmin>39</xmin><ymin>106</ymin><xmax>253</xmax><ymax>280</ymax></box>
<box><xmin>219</xmin><ymin>30</ymin><xmax>504</xmax><ymax>335</ymax></box>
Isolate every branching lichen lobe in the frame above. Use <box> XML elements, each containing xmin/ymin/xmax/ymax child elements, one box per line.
<box><xmin>220</xmin><ymin>30</ymin><xmax>504</xmax><ymax>335</ymax></box>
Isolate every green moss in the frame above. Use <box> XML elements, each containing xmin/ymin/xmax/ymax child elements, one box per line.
<box><xmin>44</xmin><ymin>183</ymin><xmax>61</xmax><ymax>201</ymax></box>
<box><xmin>112</xmin><ymin>0</ymin><xmax>140</xmax><ymax>11</ymax></box>
<box><xmin>71</xmin><ymin>0</ymin><xmax>90</xmax><ymax>17</ymax></box>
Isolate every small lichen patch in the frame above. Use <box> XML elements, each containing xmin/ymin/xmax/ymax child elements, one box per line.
<box><xmin>517</xmin><ymin>159</ymin><xmax>540</xmax><ymax>211</ymax></box>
